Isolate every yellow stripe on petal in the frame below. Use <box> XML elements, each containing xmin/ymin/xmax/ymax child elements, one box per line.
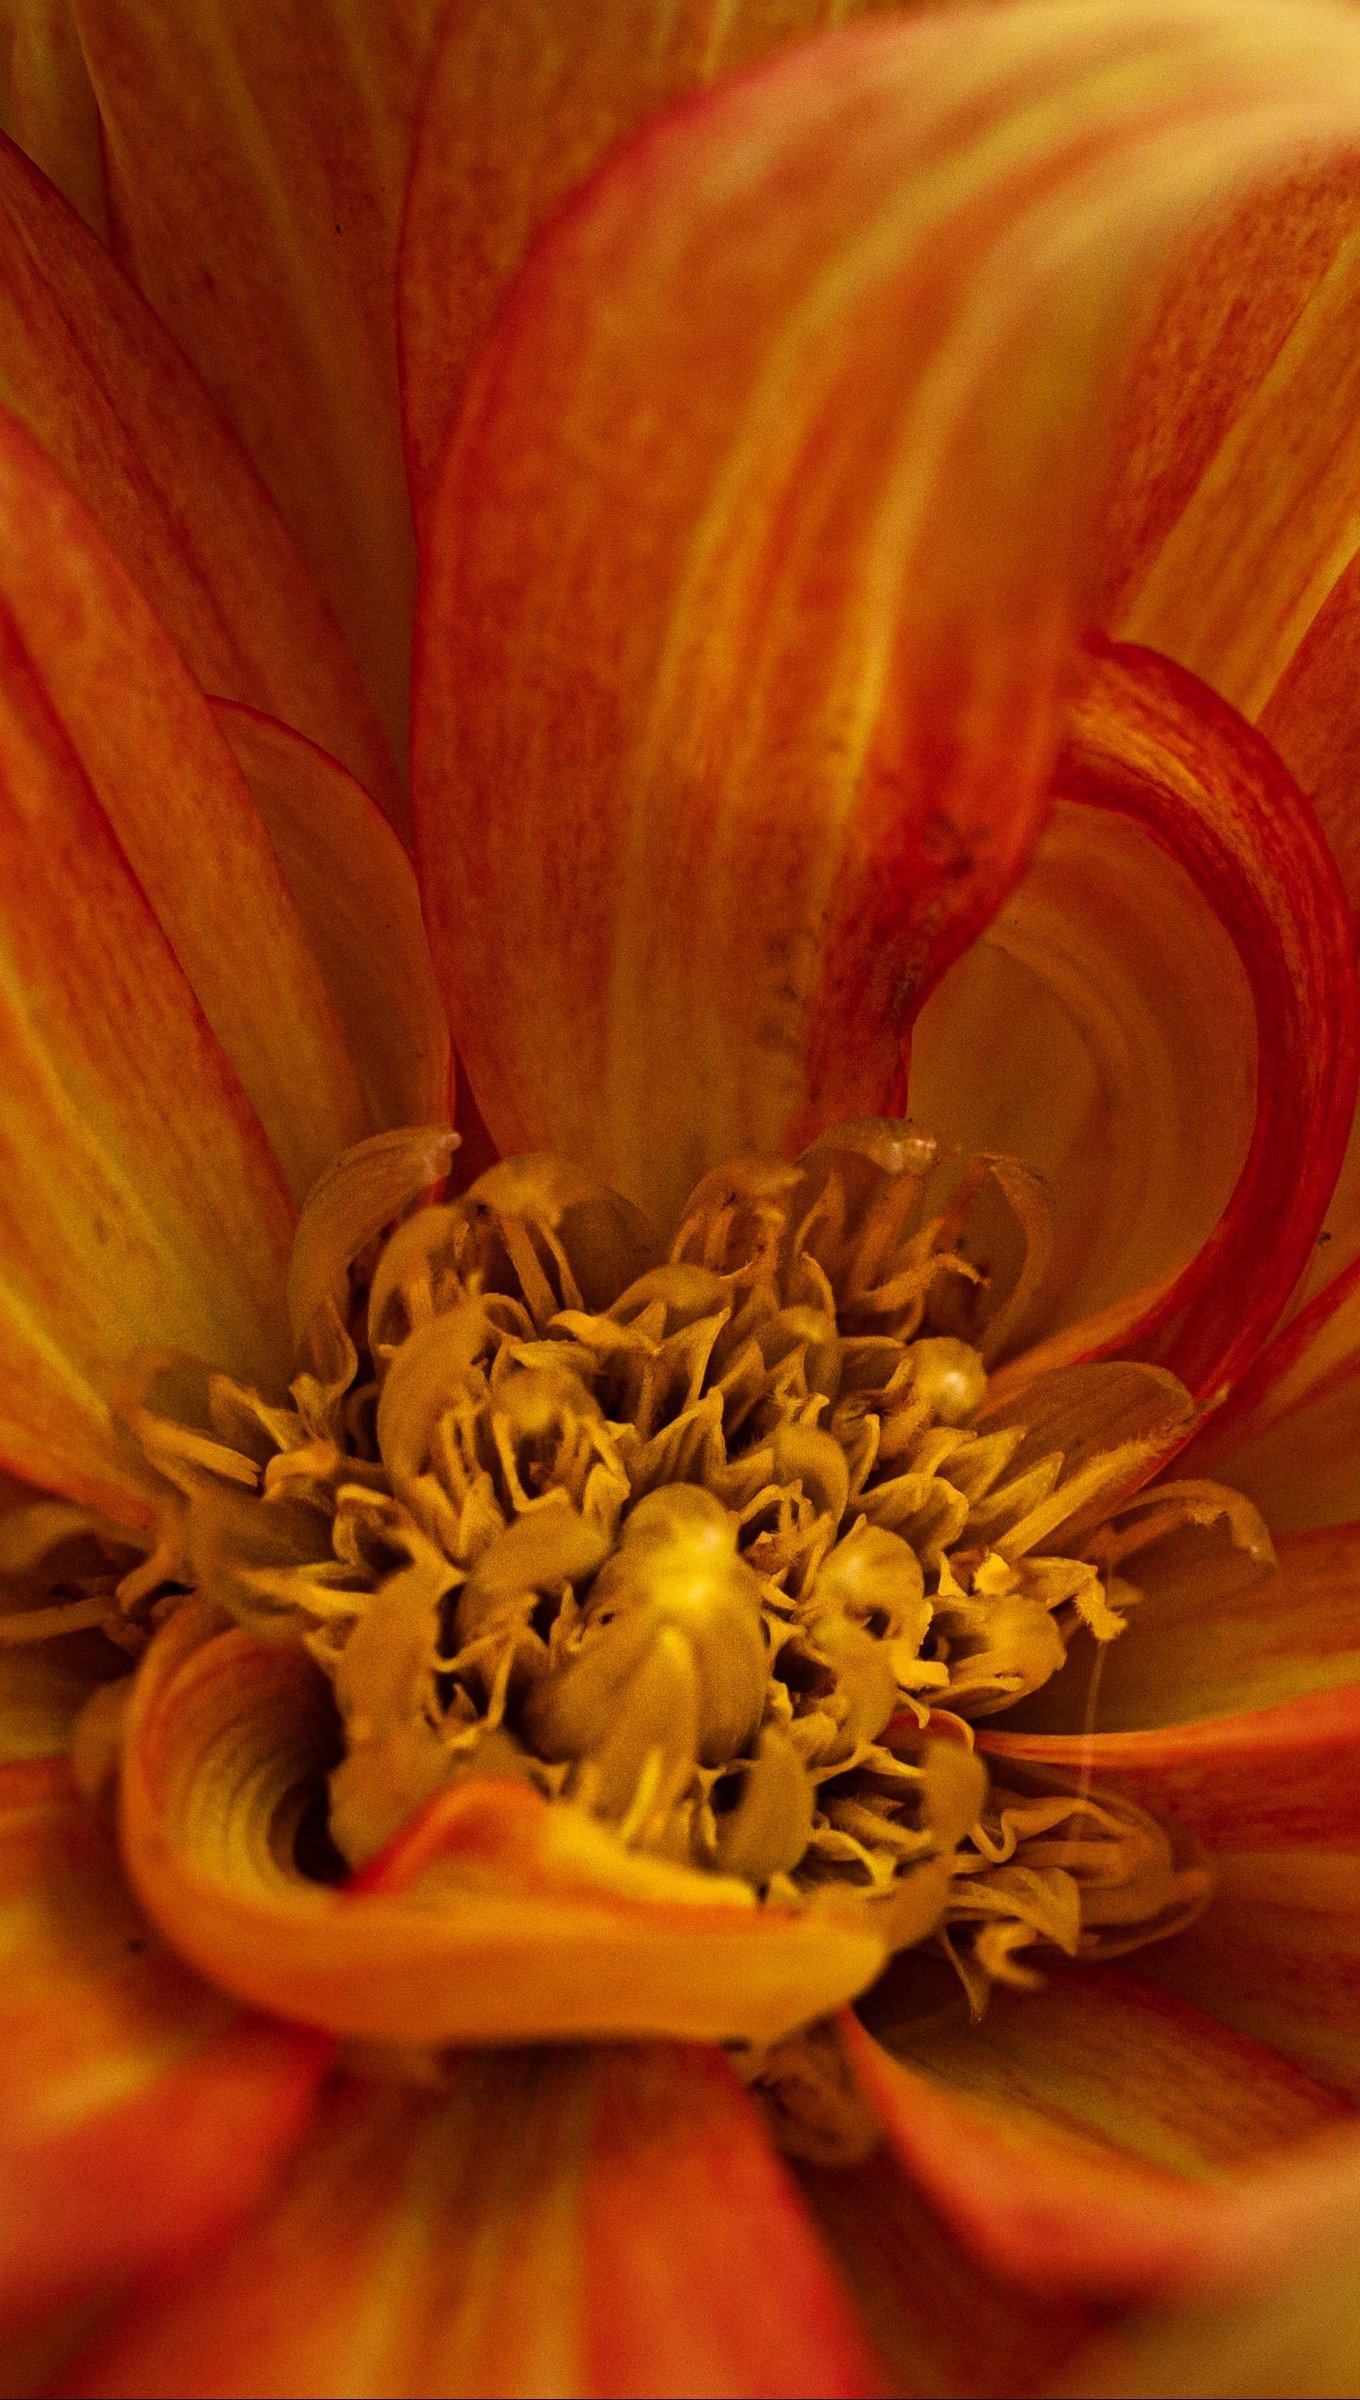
<box><xmin>415</xmin><ymin>0</ymin><xmax>1360</xmax><ymax>1228</ymax></box>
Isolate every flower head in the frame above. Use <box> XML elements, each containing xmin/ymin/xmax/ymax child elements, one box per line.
<box><xmin>1</xmin><ymin>1</ymin><xmax>1360</xmax><ymax>2393</ymax></box>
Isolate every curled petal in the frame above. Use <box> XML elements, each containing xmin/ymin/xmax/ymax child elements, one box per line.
<box><xmin>0</xmin><ymin>125</ymin><xmax>394</xmax><ymax>810</ymax></box>
<box><xmin>415</xmin><ymin>0</ymin><xmax>1360</xmax><ymax>1226</ymax></box>
<box><xmin>66</xmin><ymin>2047</ymin><xmax>882</xmax><ymax>2400</ymax></box>
<box><xmin>0</xmin><ymin>1757</ymin><xmax>324</xmax><ymax>2333</ymax></box>
<box><xmin>121</xmin><ymin>1606</ymin><xmax>886</xmax><ymax>2045</ymax></box>
<box><xmin>845</xmin><ymin>1966</ymin><xmax>1360</xmax><ymax>2303</ymax></box>
<box><xmin>940</xmin><ymin>642</ymin><xmax>1358</xmax><ymax>1400</ymax></box>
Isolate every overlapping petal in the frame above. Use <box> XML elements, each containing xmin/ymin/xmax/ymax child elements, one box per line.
<box><xmin>846</xmin><ymin>1969</ymin><xmax>1360</xmax><ymax>2303</ymax></box>
<box><xmin>0</xmin><ymin>1757</ymin><xmax>324</xmax><ymax>2333</ymax></box>
<box><xmin>399</xmin><ymin>0</ymin><xmax>891</xmax><ymax>520</ymax></box>
<box><xmin>65</xmin><ymin>2046</ymin><xmax>881</xmax><ymax>2400</ymax></box>
<box><xmin>121</xmin><ymin>1604</ymin><xmax>885</xmax><ymax>2046</ymax></box>
<box><xmin>67</xmin><ymin>0</ymin><xmax>444</xmax><ymax>759</ymax></box>
<box><xmin>212</xmin><ymin>704</ymin><xmax>449</xmax><ymax>1133</ymax></box>
<box><xmin>414</xmin><ymin>0</ymin><xmax>1360</xmax><ymax>1229</ymax></box>
<box><xmin>0</xmin><ymin>409</ymin><xmax>374</xmax><ymax>1205</ymax></box>
<box><xmin>0</xmin><ymin>126</ymin><xmax>395</xmax><ymax>815</ymax></box>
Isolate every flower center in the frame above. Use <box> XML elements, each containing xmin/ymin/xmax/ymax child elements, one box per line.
<box><xmin>70</xmin><ymin>1116</ymin><xmax>1218</xmax><ymax>2013</ymax></box>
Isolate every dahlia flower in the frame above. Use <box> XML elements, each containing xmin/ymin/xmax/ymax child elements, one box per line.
<box><xmin>1</xmin><ymin>0</ymin><xmax>1360</xmax><ymax>2393</ymax></box>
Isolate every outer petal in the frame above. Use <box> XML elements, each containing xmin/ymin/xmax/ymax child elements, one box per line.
<box><xmin>921</xmin><ymin>643</ymin><xmax>1358</xmax><ymax>1402</ymax></box>
<box><xmin>0</xmin><ymin>126</ymin><xmax>394</xmax><ymax>813</ymax></box>
<box><xmin>0</xmin><ymin>596</ymin><xmax>298</xmax><ymax>1518</ymax></box>
<box><xmin>846</xmin><ymin>1967</ymin><xmax>1360</xmax><ymax>2304</ymax></box>
<box><xmin>211</xmin><ymin>703</ymin><xmax>450</xmax><ymax>1133</ymax></box>
<box><xmin>0</xmin><ymin>409</ymin><xmax>373</xmax><ymax>1206</ymax></box>
<box><xmin>69</xmin><ymin>0</ymin><xmax>443</xmax><ymax>759</ymax></box>
<box><xmin>120</xmin><ymin>1605</ymin><xmax>886</xmax><ymax>2045</ymax></box>
<box><xmin>66</xmin><ymin>2048</ymin><xmax>881</xmax><ymax>2400</ymax></box>
<box><xmin>399</xmin><ymin>0</ymin><xmax>892</xmax><ymax>521</ymax></box>
<box><xmin>0</xmin><ymin>1757</ymin><xmax>324</xmax><ymax>2332</ymax></box>
<box><xmin>414</xmin><ymin>0</ymin><xmax>1360</xmax><ymax>1228</ymax></box>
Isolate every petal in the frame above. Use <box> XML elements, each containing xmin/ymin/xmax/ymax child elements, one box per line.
<box><xmin>1114</xmin><ymin>176</ymin><xmax>1360</xmax><ymax>733</ymax></box>
<box><xmin>211</xmin><ymin>703</ymin><xmax>450</xmax><ymax>1134</ymax></box>
<box><xmin>0</xmin><ymin>1756</ymin><xmax>324</xmax><ymax>2333</ymax></box>
<box><xmin>977</xmin><ymin>1682</ymin><xmax>1360</xmax><ymax>1850</ymax></box>
<box><xmin>0</xmin><ymin>125</ymin><xmax>395</xmax><ymax>815</ymax></box>
<box><xmin>414</xmin><ymin>0</ymin><xmax>1360</xmax><ymax>1229</ymax></box>
<box><xmin>846</xmin><ymin>1965</ymin><xmax>1360</xmax><ymax>2304</ymax></box>
<box><xmin>399</xmin><ymin>0</ymin><xmax>889</xmax><ymax>520</ymax></box>
<box><xmin>1135</xmin><ymin>1842</ymin><xmax>1360</xmax><ymax>2106</ymax></box>
<box><xmin>1008</xmin><ymin>1521</ymin><xmax>1360</xmax><ymax>1734</ymax></box>
<box><xmin>120</xmin><ymin>1604</ymin><xmax>886</xmax><ymax>2046</ymax></box>
<box><xmin>798</xmin><ymin>2138</ymin><xmax>1098</xmax><ymax>2400</ymax></box>
<box><xmin>66</xmin><ymin>2047</ymin><xmax>881</xmax><ymax>2400</ymax></box>
<box><xmin>0</xmin><ymin>408</ymin><xmax>376</xmax><ymax>1206</ymax></box>
<box><xmin>0</xmin><ymin>1633</ymin><xmax>120</xmax><ymax>1763</ymax></box>
<box><xmin>0</xmin><ymin>0</ymin><xmax>106</xmax><ymax>233</ymax></box>
<box><xmin>924</xmin><ymin>643</ymin><xmax>1358</xmax><ymax>1402</ymax></box>
<box><xmin>69</xmin><ymin>0</ymin><xmax>440</xmax><ymax>759</ymax></box>
<box><xmin>0</xmin><ymin>599</ymin><xmax>299</xmax><ymax>1518</ymax></box>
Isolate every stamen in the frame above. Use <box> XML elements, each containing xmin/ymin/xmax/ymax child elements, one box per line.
<box><xmin>113</xmin><ymin>1119</ymin><xmax>1243</xmax><ymax>2006</ymax></box>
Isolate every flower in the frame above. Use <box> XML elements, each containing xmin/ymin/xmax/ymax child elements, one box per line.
<box><xmin>1</xmin><ymin>1</ymin><xmax>1360</xmax><ymax>2394</ymax></box>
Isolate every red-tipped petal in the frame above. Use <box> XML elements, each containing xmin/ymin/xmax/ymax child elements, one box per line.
<box><xmin>400</xmin><ymin>0</ymin><xmax>890</xmax><ymax>521</ymax></box>
<box><xmin>0</xmin><ymin>410</ymin><xmax>375</xmax><ymax>1208</ymax></box>
<box><xmin>120</xmin><ymin>1605</ymin><xmax>885</xmax><ymax>2047</ymax></box>
<box><xmin>69</xmin><ymin>0</ymin><xmax>437</xmax><ymax>759</ymax></box>
<box><xmin>0</xmin><ymin>1757</ymin><xmax>324</xmax><ymax>2334</ymax></box>
<box><xmin>67</xmin><ymin>2047</ymin><xmax>882</xmax><ymax>2400</ymax></box>
<box><xmin>0</xmin><ymin>126</ymin><xmax>394</xmax><ymax>815</ymax></box>
<box><xmin>211</xmin><ymin>703</ymin><xmax>450</xmax><ymax>1134</ymax></box>
<box><xmin>415</xmin><ymin>0</ymin><xmax>1360</xmax><ymax>1228</ymax></box>
<box><xmin>846</xmin><ymin>1967</ymin><xmax>1360</xmax><ymax>2304</ymax></box>
<box><xmin>938</xmin><ymin>641</ymin><xmax>1358</xmax><ymax>1401</ymax></box>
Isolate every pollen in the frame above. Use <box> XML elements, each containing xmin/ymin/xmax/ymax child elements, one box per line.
<box><xmin>100</xmin><ymin>1119</ymin><xmax>1230</xmax><ymax>2010</ymax></box>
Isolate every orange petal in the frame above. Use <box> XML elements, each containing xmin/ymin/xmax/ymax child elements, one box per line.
<box><xmin>977</xmin><ymin>1682</ymin><xmax>1360</xmax><ymax>1852</ymax></box>
<box><xmin>0</xmin><ymin>125</ymin><xmax>395</xmax><ymax>815</ymax></box>
<box><xmin>0</xmin><ymin>596</ymin><xmax>300</xmax><ymax>1517</ymax></box>
<box><xmin>1011</xmin><ymin>1520</ymin><xmax>1360</xmax><ymax>1735</ymax></box>
<box><xmin>0</xmin><ymin>0</ymin><xmax>106</xmax><ymax>234</ymax></box>
<box><xmin>66</xmin><ymin>2046</ymin><xmax>882</xmax><ymax>2399</ymax></box>
<box><xmin>847</xmin><ymin>1964</ymin><xmax>1360</xmax><ymax>2302</ymax></box>
<box><xmin>414</xmin><ymin>0</ymin><xmax>1360</xmax><ymax>1228</ymax></box>
<box><xmin>211</xmin><ymin>703</ymin><xmax>450</xmax><ymax>1134</ymax></box>
<box><xmin>69</xmin><ymin>0</ymin><xmax>439</xmax><ymax>762</ymax></box>
<box><xmin>400</xmin><ymin>0</ymin><xmax>891</xmax><ymax>521</ymax></box>
<box><xmin>1136</xmin><ymin>1840</ymin><xmax>1360</xmax><ymax>2104</ymax></box>
<box><xmin>945</xmin><ymin>642</ymin><xmax>1358</xmax><ymax>1401</ymax></box>
<box><xmin>0</xmin><ymin>408</ymin><xmax>377</xmax><ymax>1207</ymax></box>
<box><xmin>121</xmin><ymin>1604</ymin><xmax>885</xmax><ymax>2046</ymax></box>
<box><xmin>0</xmin><ymin>1756</ymin><xmax>324</xmax><ymax>2333</ymax></box>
